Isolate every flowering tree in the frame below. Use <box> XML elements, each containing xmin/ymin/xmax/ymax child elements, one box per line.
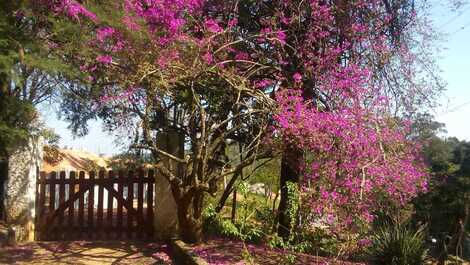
<box><xmin>274</xmin><ymin>79</ymin><xmax>427</xmax><ymax>233</ymax></box>
<box><xmin>31</xmin><ymin>0</ymin><xmax>278</xmax><ymax>242</ymax></box>
<box><xmin>28</xmin><ymin>0</ymin><xmax>442</xmax><ymax>242</ymax></box>
<box><xmin>221</xmin><ymin>0</ymin><xmax>441</xmax><ymax>237</ymax></box>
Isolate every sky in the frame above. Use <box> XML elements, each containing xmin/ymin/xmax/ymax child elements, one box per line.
<box><xmin>40</xmin><ymin>105</ymin><xmax>121</xmax><ymax>156</ymax></box>
<box><xmin>40</xmin><ymin>2</ymin><xmax>470</xmax><ymax>156</ymax></box>
<box><xmin>431</xmin><ymin>2</ymin><xmax>470</xmax><ymax>141</ymax></box>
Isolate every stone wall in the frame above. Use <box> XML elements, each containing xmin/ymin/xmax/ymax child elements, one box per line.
<box><xmin>4</xmin><ymin>136</ymin><xmax>42</xmax><ymax>242</ymax></box>
<box><xmin>154</xmin><ymin>129</ymin><xmax>182</xmax><ymax>240</ymax></box>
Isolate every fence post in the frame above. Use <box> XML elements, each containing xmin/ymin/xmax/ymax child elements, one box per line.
<box><xmin>154</xmin><ymin>129</ymin><xmax>181</xmax><ymax>240</ymax></box>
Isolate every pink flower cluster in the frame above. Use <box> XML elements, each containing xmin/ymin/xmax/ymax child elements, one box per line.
<box><xmin>274</xmin><ymin>80</ymin><xmax>427</xmax><ymax>230</ymax></box>
<box><xmin>43</xmin><ymin>0</ymin><xmax>98</xmax><ymax>21</ymax></box>
<box><xmin>122</xmin><ymin>0</ymin><xmax>204</xmax><ymax>38</ymax></box>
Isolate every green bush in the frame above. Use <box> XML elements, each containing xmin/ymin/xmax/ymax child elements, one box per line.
<box><xmin>202</xmin><ymin>203</ymin><xmax>265</xmax><ymax>243</ymax></box>
<box><xmin>368</xmin><ymin>224</ymin><xmax>428</xmax><ymax>265</ymax></box>
<box><xmin>203</xmin><ymin>204</ymin><xmax>240</xmax><ymax>238</ymax></box>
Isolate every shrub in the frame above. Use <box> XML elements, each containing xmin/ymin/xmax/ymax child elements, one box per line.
<box><xmin>368</xmin><ymin>224</ymin><xmax>428</xmax><ymax>265</ymax></box>
<box><xmin>202</xmin><ymin>203</ymin><xmax>265</xmax><ymax>243</ymax></box>
<box><xmin>202</xmin><ymin>203</ymin><xmax>241</xmax><ymax>239</ymax></box>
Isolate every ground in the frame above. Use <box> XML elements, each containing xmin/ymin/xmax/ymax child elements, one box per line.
<box><xmin>0</xmin><ymin>241</ymin><xmax>173</xmax><ymax>265</ymax></box>
<box><xmin>1</xmin><ymin>239</ymin><xmax>367</xmax><ymax>265</ymax></box>
<box><xmin>190</xmin><ymin>238</ymin><xmax>367</xmax><ymax>265</ymax></box>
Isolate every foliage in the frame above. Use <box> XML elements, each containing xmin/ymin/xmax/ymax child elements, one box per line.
<box><xmin>246</xmin><ymin>158</ymin><xmax>280</xmax><ymax>193</ymax></box>
<box><xmin>412</xmin><ymin>140</ymin><xmax>470</xmax><ymax>260</ymax></box>
<box><xmin>203</xmin><ymin>203</ymin><xmax>242</xmax><ymax>239</ymax></box>
<box><xmin>368</xmin><ymin>223</ymin><xmax>428</xmax><ymax>265</ymax></box>
<box><xmin>42</xmin><ymin>128</ymin><xmax>63</xmax><ymax>165</ymax></box>
<box><xmin>408</xmin><ymin>114</ymin><xmax>469</xmax><ymax>260</ymax></box>
<box><xmin>0</xmin><ymin>0</ymin><xmax>78</xmax><ymax>159</ymax></box>
<box><xmin>0</xmin><ymin>96</ymin><xmax>36</xmax><ymax>158</ymax></box>
<box><xmin>203</xmin><ymin>182</ymin><xmax>271</xmax><ymax>243</ymax></box>
<box><xmin>284</xmin><ymin>181</ymin><xmax>300</xmax><ymax>242</ymax></box>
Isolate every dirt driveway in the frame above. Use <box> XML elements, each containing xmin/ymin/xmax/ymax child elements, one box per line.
<box><xmin>0</xmin><ymin>241</ymin><xmax>173</xmax><ymax>265</ymax></box>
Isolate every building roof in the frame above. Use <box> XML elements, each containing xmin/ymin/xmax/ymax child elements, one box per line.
<box><xmin>42</xmin><ymin>148</ymin><xmax>111</xmax><ymax>172</ymax></box>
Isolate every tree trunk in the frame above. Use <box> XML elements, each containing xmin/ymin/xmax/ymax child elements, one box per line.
<box><xmin>231</xmin><ymin>189</ymin><xmax>237</xmax><ymax>222</ymax></box>
<box><xmin>277</xmin><ymin>146</ymin><xmax>302</xmax><ymax>239</ymax></box>
<box><xmin>177</xmin><ymin>192</ymin><xmax>204</xmax><ymax>243</ymax></box>
<box><xmin>448</xmin><ymin>203</ymin><xmax>469</xmax><ymax>258</ymax></box>
<box><xmin>215</xmin><ymin>171</ymin><xmax>240</xmax><ymax>213</ymax></box>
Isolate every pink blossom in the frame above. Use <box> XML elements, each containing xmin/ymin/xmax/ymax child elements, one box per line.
<box><xmin>293</xmin><ymin>72</ymin><xmax>302</xmax><ymax>83</ymax></box>
<box><xmin>228</xmin><ymin>18</ymin><xmax>238</xmax><ymax>27</ymax></box>
<box><xmin>277</xmin><ymin>31</ymin><xmax>287</xmax><ymax>45</ymax></box>
<box><xmin>96</xmin><ymin>27</ymin><xmax>115</xmax><ymax>42</ymax></box>
<box><xmin>57</xmin><ymin>0</ymin><xmax>97</xmax><ymax>21</ymax></box>
<box><xmin>203</xmin><ymin>52</ymin><xmax>213</xmax><ymax>64</ymax></box>
<box><xmin>205</xmin><ymin>18</ymin><xmax>222</xmax><ymax>33</ymax></box>
<box><xmin>96</xmin><ymin>55</ymin><xmax>112</xmax><ymax>64</ymax></box>
<box><xmin>234</xmin><ymin>52</ymin><xmax>250</xmax><ymax>61</ymax></box>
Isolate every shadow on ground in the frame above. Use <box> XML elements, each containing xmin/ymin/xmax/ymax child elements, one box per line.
<box><xmin>191</xmin><ymin>238</ymin><xmax>367</xmax><ymax>265</ymax></box>
<box><xmin>0</xmin><ymin>241</ymin><xmax>173</xmax><ymax>265</ymax></box>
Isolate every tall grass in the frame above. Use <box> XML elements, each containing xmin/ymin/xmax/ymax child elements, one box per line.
<box><xmin>368</xmin><ymin>223</ymin><xmax>428</xmax><ymax>265</ymax></box>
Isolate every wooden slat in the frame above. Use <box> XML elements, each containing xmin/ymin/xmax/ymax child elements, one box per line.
<box><xmin>37</xmin><ymin>172</ymin><xmax>47</xmax><ymax>240</ymax></box>
<box><xmin>48</xmin><ymin>172</ymin><xmax>57</xmax><ymax>240</ymax></box>
<box><xmin>58</xmin><ymin>171</ymin><xmax>66</xmax><ymax>239</ymax></box>
<box><xmin>106</xmin><ymin>170</ymin><xmax>114</xmax><ymax>239</ymax></box>
<box><xmin>78</xmin><ymin>171</ymin><xmax>85</xmax><ymax>239</ymax></box>
<box><xmin>68</xmin><ymin>171</ymin><xmax>76</xmax><ymax>239</ymax></box>
<box><xmin>147</xmin><ymin>169</ymin><xmax>154</xmax><ymax>239</ymax></box>
<box><xmin>40</xmin><ymin>181</ymin><xmax>90</xmax><ymax>239</ymax></box>
<box><xmin>88</xmin><ymin>171</ymin><xmax>95</xmax><ymax>239</ymax></box>
<box><xmin>103</xmin><ymin>184</ymin><xmax>141</xmax><ymax>219</ymax></box>
<box><xmin>137</xmin><ymin>169</ymin><xmax>144</xmax><ymax>238</ymax></box>
<box><xmin>127</xmin><ymin>170</ymin><xmax>134</xmax><ymax>239</ymax></box>
<box><xmin>117</xmin><ymin>170</ymin><xmax>124</xmax><ymax>239</ymax></box>
<box><xmin>97</xmin><ymin>170</ymin><xmax>104</xmax><ymax>238</ymax></box>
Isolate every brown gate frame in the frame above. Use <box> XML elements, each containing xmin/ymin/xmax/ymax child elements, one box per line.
<box><xmin>35</xmin><ymin>169</ymin><xmax>155</xmax><ymax>240</ymax></box>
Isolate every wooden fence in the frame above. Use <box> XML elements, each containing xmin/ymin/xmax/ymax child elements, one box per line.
<box><xmin>35</xmin><ymin>169</ymin><xmax>155</xmax><ymax>240</ymax></box>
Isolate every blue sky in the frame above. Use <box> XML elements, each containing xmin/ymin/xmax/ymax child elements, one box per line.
<box><xmin>40</xmin><ymin>106</ymin><xmax>120</xmax><ymax>156</ymax></box>
<box><xmin>431</xmin><ymin>2</ymin><xmax>470</xmax><ymax>141</ymax></box>
<box><xmin>40</xmin><ymin>3</ymin><xmax>470</xmax><ymax>156</ymax></box>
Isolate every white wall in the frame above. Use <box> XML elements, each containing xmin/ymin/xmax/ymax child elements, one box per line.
<box><xmin>5</xmin><ymin>136</ymin><xmax>43</xmax><ymax>241</ymax></box>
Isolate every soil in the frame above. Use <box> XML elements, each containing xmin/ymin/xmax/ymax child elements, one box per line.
<box><xmin>0</xmin><ymin>241</ymin><xmax>173</xmax><ymax>265</ymax></box>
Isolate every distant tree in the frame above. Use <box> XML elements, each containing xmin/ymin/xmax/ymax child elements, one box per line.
<box><xmin>0</xmin><ymin>0</ymin><xmax>72</xmax><ymax>221</ymax></box>
<box><xmin>410</xmin><ymin>115</ymin><xmax>470</xmax><ymax>260</ymax></box>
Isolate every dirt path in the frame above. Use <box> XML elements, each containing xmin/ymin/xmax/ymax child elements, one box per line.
<box><xmin>0</xmin><ymin>241</ymin><xmax>173</xmax><ymax>265</ymax></box>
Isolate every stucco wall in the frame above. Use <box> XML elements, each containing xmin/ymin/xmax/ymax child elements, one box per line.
<box><xmin>4</xmin><ymin>136</ymin><xmax>42</xmax><ymax>242</ymax></box>
<box><xmin>154</xmin><ymin>130</ymin><xmax>182</xmax><ymax>240</ymax></box>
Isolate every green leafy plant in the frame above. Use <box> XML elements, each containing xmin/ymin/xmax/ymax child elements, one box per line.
<box><xmin>368</xmin><ymin>223</ymin><xmax>428</xmax><ymax>265</ymax></box>
<box><xmin>203</xmin><ymin>203</ymin><xmax>241</xmax><ymax>239</ymax></box>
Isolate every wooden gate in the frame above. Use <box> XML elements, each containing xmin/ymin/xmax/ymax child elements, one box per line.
<box><xmin>35</xmin><ymin>169</ymin><xmax>155</xmax><ymax>240</ymax></box>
